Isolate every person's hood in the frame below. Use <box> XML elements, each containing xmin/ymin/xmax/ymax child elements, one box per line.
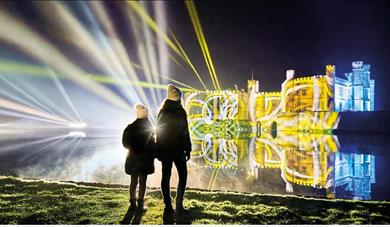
<box><xmin>159</xmin><ymin>99</ymin><xmax>187</xmax><ymax>117</ymax></box>
<box><xmin>132</xmin><ymin>117</ymin><xmax>151</xmax><ymax>126</ymax></box>
<box><xmin>162</xmin><ymin>99</ymin><xmax>183</xmax><ymax>110</ymax></box>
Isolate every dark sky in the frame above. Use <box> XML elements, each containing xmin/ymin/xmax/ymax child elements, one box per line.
<box><xmin>1</xmin><ymin>0</ymin><xmax>389</xmax><ymax>110</ymax></box>
<box><xmin>165</xmin><ymin>0</ymin><xmax>390</xmax><ymax>110</ymax></box>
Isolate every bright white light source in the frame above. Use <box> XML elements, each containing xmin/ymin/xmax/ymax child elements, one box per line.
<box><xmin>68</xmin><ymin>122</ymin><xmax>87</xmax><ymax>129</ymax></box>
<box><xmin>68</xmin><ymin>131</ymin><xmax>86</xmax><ymax>138</ymax></box>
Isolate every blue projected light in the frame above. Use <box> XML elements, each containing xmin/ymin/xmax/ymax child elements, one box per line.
<box><xmin>332</xmin><ymin>153</ymin><xmax>375</xmax><ymax>200</ymax></box>
<box><xmin>334</xmin><ymin>61</ymin><xmax>375</xmax><ymax>112</ymax></box>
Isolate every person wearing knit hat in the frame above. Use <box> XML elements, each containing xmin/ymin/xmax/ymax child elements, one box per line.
<box><xmin>156</xmin><ymin>84</ymin><xmax>192</xmax><ymax>216</ymax></box>
<box><xmin>122</xmin><ymin>103</ymin><xmax>155</xmax><ymax>212</ymax></box>
<box><xmin>167</xmin><ymin>84</ymin><xmax>182</xmax><ymax>101</ymax></box>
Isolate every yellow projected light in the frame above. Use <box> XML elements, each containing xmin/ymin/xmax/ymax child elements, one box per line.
<box><xmin>0</xmin><ymin>61</ymin><xmax>197</xmax><ymax>93</ymax></box>
<box><xmin>127</xmin><ymin>1</ymin><xmax>209</xmax><ymax>91</ymax></box>
<box><xmin>184</xmin><ymin>65</ymin><xmax>341</xmax><ymax>192</ymax></box>
<box><xmin>185</xmin><ymin>1</ymin><xmax>221</xmax><ymax>91</ymax></box>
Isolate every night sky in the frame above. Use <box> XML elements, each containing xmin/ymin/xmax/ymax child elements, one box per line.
<box><xmin>165</xmin><ymin>0</ymin><xmax>389</xmax><ymax>110</ymax></box>
<box><xmin>1</xmin><ymin>0</ymin><xmax>389</xmax><ymax>110</ymax></box>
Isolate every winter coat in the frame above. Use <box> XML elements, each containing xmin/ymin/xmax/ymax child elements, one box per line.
<box><xmin>122</xmin><ymin>118</ymin><xmax>155</xmax><ymax>175</ymax></box>
<box><xmin>156</xmin><ymin>99</ymin><xmax>192</xmax><ymax>159</ymax></box>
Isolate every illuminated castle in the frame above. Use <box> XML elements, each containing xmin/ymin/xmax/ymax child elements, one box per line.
<box><xmin>185</xmin><ymin>62</ymin><xmax>373</xmax><ymax>136</ymax></box>
<box><xmin>246</xmin><ymin>61</ymin><xmax>375</xmax><ymax>118</ymax></box>
<box><xmin>184</xmin><ymin>61</ymin><xmax>376</xmax><ymax>195</ymax></box>
<box><xmin>184</xmin><ymin>61</ymin><xmax>376</xmax><ymax>162</ymax></box>
<box><xmin>334</xmin><ymin>61</ymin><xmax>375</xmax><ymax>111</ymax></box>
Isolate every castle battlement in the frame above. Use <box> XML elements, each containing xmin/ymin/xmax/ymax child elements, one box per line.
<box><xmin>334</xmin><ymin>77</ymin><xmax>351</xmax><ymax>86</ymax></box>
<box><xmin>185</xmin><ymin>61</ymin><xmax>374</xmax><ymax>115</ymax></box>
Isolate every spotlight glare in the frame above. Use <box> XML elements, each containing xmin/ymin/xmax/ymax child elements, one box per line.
<box><xmin>68</xmin><ymin>131</ymin><xmax>86</xmax><ymax>138</ymax></box>
<box><xmin>68</xmin><ymin>122</ymin><xmax>87</xmax><ymax>129</ymax></box>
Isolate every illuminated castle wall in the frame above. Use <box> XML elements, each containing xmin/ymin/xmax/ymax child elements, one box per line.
<box><xmin>185</xmin><ymin>61</ymin><xmax>375</xmax><ymax>129</ymax></box>
<box><xmin>334</xmin><ymin>61</ymin><xmax>375</xmax><ymax>111</ymax></box>
<box><xmin>184</xmin><ymin>61</ymin><xmax>376</xmax><ymax>198</ymax></box>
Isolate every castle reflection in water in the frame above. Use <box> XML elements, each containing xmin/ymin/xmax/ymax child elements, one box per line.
<box><xmin>188</xmin><ymin>134</ymin><xmax>375</xmax><ymax>200</ymax></box>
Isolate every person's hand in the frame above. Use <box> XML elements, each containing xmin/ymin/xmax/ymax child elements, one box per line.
<box><xmin>185</xmin><ymin>151</ymin><xmax>191</xmax><ymax>161</ymax></box>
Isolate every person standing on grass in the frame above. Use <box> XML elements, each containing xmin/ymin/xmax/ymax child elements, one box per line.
<box><xmin>156</xmin><ymin>84</ymin><xmax>192</xmax><ymax>215</ymax></box>
<box><xmin>122</xmin><ymin>103</ymin><xmax>155</xmax><ymax>212</ymax></box>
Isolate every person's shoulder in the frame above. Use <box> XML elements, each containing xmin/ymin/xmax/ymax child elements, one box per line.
<box><xmin>141</xmin><ymin>118</ymin><xmax>152</xmax><ymax>126</ymax></box>
<box><xmin>126</xmin><ymin>120</ymin><xmax>138</xmax><ymax>129</ymax></box>
<box><xmin>177</xmin><ymin>107</ymin><xmax>187</xmax><ymax>117</ymax></box>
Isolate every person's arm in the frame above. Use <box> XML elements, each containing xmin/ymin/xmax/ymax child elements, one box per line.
<box><xmin>122</xmin><ymin>126</ymin><xmax>131</xmax><ymax>149</ymax></box>
<box><xmin>182</xmin><ymin>116</ymin><xmax>192</xmax><ymax>161</ymax></box>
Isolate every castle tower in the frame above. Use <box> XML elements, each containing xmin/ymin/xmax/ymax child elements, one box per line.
<box><xmin>326</xmin><ymin>65</ymin><xmax>336</xmax><ymax>111</ymax></box>
<box><xmin>248</xmin><ymin>79</ymin><xmax>259</xmax><ymax>94</ymax></box>
<box><xmin>334</xmin><ymin>61</ymin><xmax>374</xmax><ymax>112</ymax></box>
<box><xmin>248</xmin><ymin>79</ymin><xmax>259</xmax><ymax>122</ymax></box>
<box><xmin>326</xmin><ymin>65</ymin><xmax>336</xmax><ymax>78</ymax></box>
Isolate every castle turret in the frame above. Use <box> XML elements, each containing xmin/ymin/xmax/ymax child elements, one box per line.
<box><xmin>326</xmin><ymin>65</ymin><xmax>335</xmax><ymax>78</ymax></box>
<box><xmin>286</xmin><ymin>69</ymin><xmax>295</xmax><ymax>80</ymax></box>
<box><xmin>248</xmin><ymin>79</ymin><xmax>259</xmax><ymax>122</ymax></box>
<box><xmin>248</xmin><ymin>79</ymin><xmax>259</xmax><ymax>94</ymax></box>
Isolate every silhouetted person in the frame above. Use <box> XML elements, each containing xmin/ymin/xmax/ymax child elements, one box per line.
<box><xmin>156</xmin><ymin>84</ymin><xmax>192</xmax><ymax>215</ymax></box>
<box><xmin>122</xmin><ymin>104</ymin><xmax>155</xmax><ymax>212</ymax></box>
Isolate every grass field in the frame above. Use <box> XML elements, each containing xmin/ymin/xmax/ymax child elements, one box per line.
<box><xmin>0</xmin><ymin>176</ymin><xmax>389</xmax><ymax>224</ymax></box>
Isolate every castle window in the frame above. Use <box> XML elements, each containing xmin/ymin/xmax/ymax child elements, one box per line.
<box><xmin>271</xmin><ymin>121</ymin><xmax>277</xmax><ymax>138</ymax></box>
<box><xmin>302</xmin><ymin>89</ymin><xmax>306</xmax><ymax>96</ymax></box>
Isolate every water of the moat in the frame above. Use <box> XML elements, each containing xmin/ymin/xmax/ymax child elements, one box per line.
<box><xmin>0</xmin><ymin>130</ymin><xmax>389</xmax><ymax>201</ymax></box>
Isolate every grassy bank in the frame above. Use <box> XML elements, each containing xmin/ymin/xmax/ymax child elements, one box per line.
<box><xmin>0</xmin><ymin>176</ymin><xmax>389</xmax><ymax>224</ymax></box>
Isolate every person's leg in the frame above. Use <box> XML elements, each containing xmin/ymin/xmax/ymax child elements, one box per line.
<box><xmin>174</xmin><ymin>155</ymin><xmax>188</xmax><ymax>211</ymax></box>
<box><xmin>137</xmin><ymin>174</ymin><xmax>148</xmax><ymax>211</ymax></box>
<box><xmin>130</xmin><ymin>175</ymin><xmax>138</xmax><ymax>209</ymax></box>
<box><xmin>138</xmin><ymin>174</ymin><xmax>147</xmax><ymax>200</ymax></box>
<box><xmin>161</xmin><ymin>159</ymin><xmax>173</xmax><ymax>211</ymax></box>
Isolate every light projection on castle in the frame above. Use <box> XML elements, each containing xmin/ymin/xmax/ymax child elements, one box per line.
<box><xmin>184</xmin><ymin>61</ymin><xmax>376</xmax><ymax>199</ymax></box>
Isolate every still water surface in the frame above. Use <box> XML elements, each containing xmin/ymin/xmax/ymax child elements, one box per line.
<box><xmin>0</xmin><ymin>129</ymin><xmax>389</xmax><ymax>201</ymax></box>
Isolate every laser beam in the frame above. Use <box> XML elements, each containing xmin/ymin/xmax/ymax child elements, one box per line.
<box><xmin>0</xmin><ymin>7</ymin><xmax>131</xmax><ymax>110</ymax></box>
<box><xmin>0</xmin><ymin>60</ymin><xmax>198</xmax><ymax>92</ymax></box>
<box><xmin>126</xmin><ymin>1</ymin><xmax>209</xmax><ymax>90</ymax></box>
<box><xmin>185</xmin><ymin>1</ymin><xmax>221</xmax><ymax>91</ymax></box>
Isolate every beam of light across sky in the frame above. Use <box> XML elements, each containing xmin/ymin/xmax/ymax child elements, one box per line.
<box><xmin>0</xmin><ymin>97</ymin><xmax>69</xmax><ymax>124</ymax></box>
<box><xmin>0</xmin><ymin>75</ymin><xmax>64</xmax><ymax>121</ymax></box>
<box><xmin>47</xmin><ymin>69</ymin><xmax>83</xmax><ymax>123</ymax></box>
<box><xmin>0</xmin><ymin>7</ymin><xmax>131</xmax><ymax>111</ymax></box>
<box><xmin>0</xmin><ymin>109</ymin><xmax>73</xmax><ymax>128</ymax></box>
<box><xmin>140</xmin><ymin>1</ymin><xmax>163</xmax><ymax>103</ymax></box>
<box><xmin>78</xmin><ymin>1</ymin><xmax>146</xmax><ymax>107</ymax></box>
<box><xmin>185</xmin><ymin>1</ymin><xmax>221</xmax><ymax>91</ymax></box>
<box><xmin>89</xmin><ymin>1</ymin><xmax>152</xmax><ymax>109</ymax></box>
<box><xmin>126</xmin><ymin>1</ymin><xmax>209</xmax><ymax>91</ymax></box>
<box><xmin>2</xmin><ymin>74</ymin><xmax>81</xmax><ymax>124</ymax></box>
<box><xmin>153</xmin><ymin>1</ymin><xmax>169</xmax><ymax>87</ymax></box>
<box><xmin>0</xmin><ymin>60</ymin><xmax>197</xmax><ymax>93</ymax></box>
<box><xmin>33</xmin><ymin>1</ymin><xmax>141</xmax><ymax>107</ymax></box>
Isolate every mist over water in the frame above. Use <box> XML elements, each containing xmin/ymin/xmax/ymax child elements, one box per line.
<box><xmin>1</xmin><ymin>131</ymin><xmax>389</xmax><ymax>201</ymax></box>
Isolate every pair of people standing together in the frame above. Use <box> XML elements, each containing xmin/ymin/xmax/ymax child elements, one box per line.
<box><xmin>122</xmin><ymin>84</ymin><xmax>191</xmax><ymax>216</ymax></box>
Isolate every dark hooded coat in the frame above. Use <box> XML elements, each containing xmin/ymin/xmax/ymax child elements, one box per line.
<box><xmin>156</xmin><ymin>99</ymin><xmax>192</xmax><ymax>159</ymax></box>
<box><xmin>122</xmin><ymin>118</ymin><xmax>155</xmax><ymax>175</ymax></box>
